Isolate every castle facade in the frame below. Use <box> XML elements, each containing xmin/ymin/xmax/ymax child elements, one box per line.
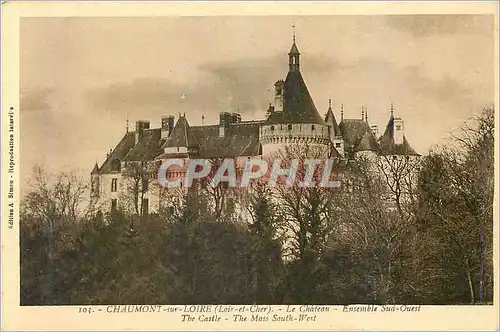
<box><xmin>90</xmin><ymin>39</ymin><xmax>419</xmax><ymax>215</ymax></box>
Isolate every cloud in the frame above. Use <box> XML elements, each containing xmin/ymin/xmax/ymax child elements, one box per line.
<box><xmin>20</xmin><ymin>87</ymin><xmax>53</xmax><ymax>113</ymax></box>
<box><xmin>385</xmin><ymin>15</ymin><xmax>494</xmax><ymax>37</ymax></box>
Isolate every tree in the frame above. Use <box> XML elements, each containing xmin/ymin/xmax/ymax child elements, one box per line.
<box><xmin>270</xmin><ymin>144</ymin><xmax>340</xmax><ymax>303</ymax></box>
<box><xmin>120</xmin><ymin>160</ymin><xmax>155</xmax><ymax>216</ymax></box>
<box><xmin>20</xmin><ymin>165</ymin><xmax>88</xmax><ymax>305</ymax></box>
<box><xmin>413</xmin><ymin>108</ymin><xmax>494</xmax><ymax>304</ymax></box>
<box><xmin>244</xmin><ymin>180</ymin><xmax>284</xmax><ymax>303</ymax></box>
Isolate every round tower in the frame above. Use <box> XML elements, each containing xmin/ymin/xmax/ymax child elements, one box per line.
<box><xmin>260</xmin><ymin>37</ymin><xmax>330</xmax><ymax>157</ymax></box>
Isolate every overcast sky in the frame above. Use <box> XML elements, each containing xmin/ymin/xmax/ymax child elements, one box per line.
<box><xmin>20</xmin><ymin>15</ymin><xmax>494</xmax><ymax>188</ymax></box>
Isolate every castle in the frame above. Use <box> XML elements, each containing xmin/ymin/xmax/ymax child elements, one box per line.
<box><xmin>90</xmin><ymin>38</ymin><xmax>419</xmax><ymax>215</ymax></box>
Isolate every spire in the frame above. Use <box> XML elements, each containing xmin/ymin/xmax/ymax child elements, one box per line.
<box><xmin>324</xmin><ymin>99</ymin><xmax>340</xmax><ymax>136</ymax></box>
<box><xmin>361</xmin><ymin>106</ymin><xmax>364</xmax><ymax>121</ymax></box>
<box><xmin>365</xmin><ymin>105</ymin><xmax>368</xmax><ymax>123</ymax></box>
<box><xmin>390</xmin><ymin>101</ymin><xmax>394</xmax><ymax>116</ymax></box>
<box><xmin>91</xmin><ymin>162</ymin><xmax>99</xmax><ymax>175</ymax></box>
<box><xmin>340</xmin><ymin>104</ymin><xmax>344</xmax><ymax>120</ymax></box>
<box><xmin>288</xmin><ymin>25</ymin><xmax>300</xmax><ymax>72</ymax></box>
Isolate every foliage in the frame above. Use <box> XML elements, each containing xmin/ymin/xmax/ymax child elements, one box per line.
<box><xmin>20</xmin><ymin>108</ymin><xmax>494</xmax><ymax>305</ymax></box>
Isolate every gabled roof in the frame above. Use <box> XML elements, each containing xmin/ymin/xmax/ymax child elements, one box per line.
<box><xmin>339</xmin><ymin>119</ymin><xmax>379</xmax><ymax>152</ymax></box>
<box><xmin>356</xmin><ymin>130</ymin><xmax>379</xmax><ymax>152</ymax></box>
<box><xmin>124</xmin><ymin>129</ymin><xmax>165</xmax><ymax>162</ymax></box>
<box><xmin>325</xmin><ymin>105</ymin><xmax>340</xmax><ymax>136</ymax></box>
<box><xmin>163</xmin><ymin>116</ymin><xmax>197</xmax><ymax>149</ymax></box>
<box><xmin>99</xmin><ymin>132</ymin><xmax>135</xmax><ymax>173</ymax></box>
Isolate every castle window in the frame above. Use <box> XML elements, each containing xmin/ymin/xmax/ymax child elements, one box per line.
<box><xmin>287</xmin><ymin>124</ymin><xmax>292</xmax><ymax>131</ymax></box>
<box><xmin>111</xmin><ymin>178</ymin><xmax>118</xmax><ymax>192</ymax></box>
<box><xmin>142</xmin><ymin>177</ymin><xmax>149</xmax><ymax>191</ymax></box>
<box><xmin>335</xmin><ymin>143</ymin><xmax>341</xmax><ymax>148</ymax></box>
<box><xmin>271</xmin><ymin>126</ymin><xmax>275</xmax><ymax>131</ymax></box>
<box><xmin>311</xmin><ymin>125</ymin><xmax>315</xmax><ymax>131</ymax></box>
<box><xmin>111</xmin><ymin>199</ymin><xmax>117</xmax><ymax>211</ymax></box>
<box><xmin>396</xmin><ymin>125</ymin><xmax>401</xmax><ymax>130</ymax></box>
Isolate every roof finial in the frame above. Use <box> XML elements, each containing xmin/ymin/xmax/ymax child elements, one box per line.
<box><xmin>361</xmin><ymin>105</ymin><xmax>364</xmax><ymax>120</ymax></box>
<box><xmin>292</xmin><ymin>23</ymin><xmax>296</xmax><ymax>43</ymax></box>
<box><xmin>390</xmin><ymin>101</ymin><xmax>394</xmax><ymax>115</ymax></box>
<box><xmin>365</xmin><ymin>105</ymin><xmax>368</xmax><ymax>123</ymax></box>
<box><xmin>328</xmin><ymin>98</ymin><xmax>332</xmax><ymax>109</ymax></box>
<box><xmin>201</xmin><ymin>113</ymin><xmax>205</xmax><ymax>126</ymax></box>
<box><xmin>340</xmin><ymin>104</ymin><xmax>344</xmax><ymax>120</ymax></box>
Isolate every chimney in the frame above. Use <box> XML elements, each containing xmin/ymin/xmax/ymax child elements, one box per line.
<box><xmin>370</xmin><ymin>124</ymin><xmax>379</xmax><ymax>139</ymax></box>
<box><xmin>231</xmin><ymin>112</ymin><xmax>242</xmax><ymax>124</ymax></box>
<box><xmin>219</xmin><ymin>112</ymin><xmax>232</xmax><ymax>137</ymax></box>
<box><xmin>161</xmin><ymin>115</ymin><xmax>175</xmax><ymax>139</ymax></box>
<box><xmin>274</xmin><ymin>80</ymin><xmax>285</xmax><ymax>112</ymax></box>
<box><xmin>393</xmin><ymin>118</ymin><xmax>404</xmax><ymax>145</ymax></box>
<box><xmin>135</xmin><ymin>120</ymin><xmax>150</xmax><ymax>144</ymax></box>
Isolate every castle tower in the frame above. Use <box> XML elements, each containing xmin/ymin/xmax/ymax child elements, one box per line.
<box><xmin>260</xmin><ymin>34</ymin><xmax>330</xmax><ymax>157</ymax></box>
<box><xmin>324</xmin><ymin>100</ymin><xmax>344</xmax><ymax>157</ymax></box>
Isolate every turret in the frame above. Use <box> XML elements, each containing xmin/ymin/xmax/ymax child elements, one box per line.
<box><xmin>274</xmin><ymin>80</ymin><xmax>285</xmax><ymax>112</ymax></box>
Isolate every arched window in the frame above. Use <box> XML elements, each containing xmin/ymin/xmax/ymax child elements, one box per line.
<box><xmin>311</xmin><ymin>125</ymin><xmax>315</xmax><ymax>131</ymax></box>
<box><xmin>270</xmin><ymin>126</ymin><xmax>275</xmax><ymax>131</ymax></box>
<box><xmin>288</xmin><ymin>124</ymin><xmax>292</xmax><ymax>131</ymax></box>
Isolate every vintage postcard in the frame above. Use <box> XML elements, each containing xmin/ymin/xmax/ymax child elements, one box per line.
<box><xmin>1</xmin><ymin>1</ymin><xmax>499</xmax><ymax>331</ymax></box>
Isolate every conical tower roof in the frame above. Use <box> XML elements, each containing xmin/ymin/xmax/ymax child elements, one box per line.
<box><xmin>325</xmin><ymin>100</ymin><xmax>340</xmax><ymax>136</ymax></box>
<box><xmin>91</xmin><ymin>162</ymin><xmax>99</xmax><ymax>175</ymax></box>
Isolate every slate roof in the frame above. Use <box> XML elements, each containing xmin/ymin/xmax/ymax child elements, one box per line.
<box><xmin>91</xmin><ymin>163</ymin><xmax>99</xmax><ymax>175</ymax></box>
<box><xmin>265</xmin><ymin>71</ymin><xmax>327</xmax><ymax>126</ymax></box>
<box><xmin>98</xmin><ymin>132</ymin><xmax>135</xmax><ymax>173</ymax></box>
<box><xmin>378</xmin><ymin>136</ymin><xmax>420</xmax><ymax>156</ymax></box>
<box><xmin>325</xmin><ymin>105</ymin><xmax>340</xmax><ymax>136</ymax></box>
<box><xmin>356</xmin><ymin>130</ymin><xmax>379</xmax><ymax>152</ymax></box>
<box><xmin>191</xmin><ymin>121</ymin><xmax>262</xmax><ymax>158</ymax></box>
<box><xmin>377</xmin><ymin>113</ymin><xmax>420</xmax><ymax>156</ymax></box>
<box><xmin>124</xmin><ymin>129</ymin><xmax>165</xmax><ymax>162</ymax></box>
<box><xmin>163</xmin><ymin>116</ymin><xmax>197</xmax><ymax>148</ymax></box>
<box><xmin>289</xmin><ymin>42</ymin><xmax>300</xmax><ymax>55</ymax></box>
<box><xmin>338</xmin><ymin>119</ymin><xmax>379</xmax><ymax>152</ymax></box>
